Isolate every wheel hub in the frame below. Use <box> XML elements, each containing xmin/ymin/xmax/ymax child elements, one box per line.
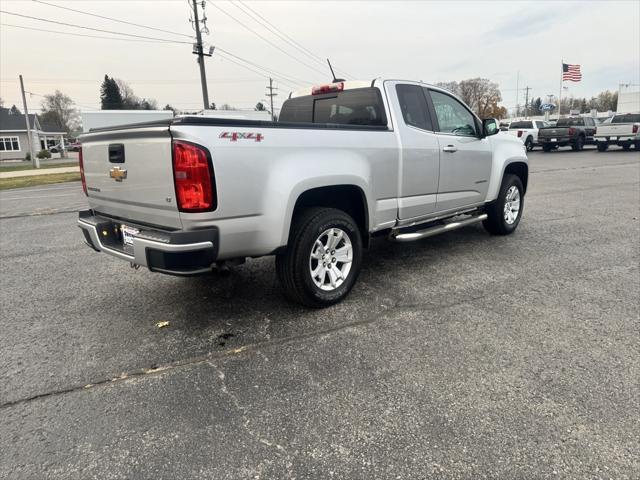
<box><xmin>309</xmin><ymin>228</ymin><xmax>353</xmax><ymax>291</ymax></box>
<box><xmin>503</xmin><ymin>186</ymin><xmax>521</xmax><ymax>225</ymax></box>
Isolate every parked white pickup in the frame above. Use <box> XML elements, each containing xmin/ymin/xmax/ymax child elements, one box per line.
<box><xmin>594</xmin><ymin>113</ymin><xmax>640</xmax><ymax>151</ymax></box>
<box><xmin>507</xmin><ymin>120</ymin><xmax>550</xmax><ymax>151</ymax></box>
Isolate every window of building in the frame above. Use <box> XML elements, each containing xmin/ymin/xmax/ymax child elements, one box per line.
<box><xmin>0</xmin><ymin>136</ymin><xmax>21</xmax><ymax>152</ymax></box>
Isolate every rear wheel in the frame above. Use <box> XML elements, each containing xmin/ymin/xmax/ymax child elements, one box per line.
<box><xmin>525</xmin><ymin>136</ymin><xmax>534</xmax><ymax>151</ymax></box>
<box><xmin>276</xmin><ymin>207</ymin><xmax>362</xmax><ymax>307</ymax></box>
<box><xmin>571</xmin><ymin>135</ymin><xmax>585</xmax><ymax>151</ymax></box>
<box><xmin>483</xmin><ymin>174</ymin><xmax>524</xmax><ymax>236</ymax></box>
<box><xmin>622</xmin><ymin>143</ymin><xmax>631</xmax><ymax>151</ymax></box>
<box><xmin>542</xmin><ymin>143</ymin><xmax>552</xmax><ymax>152</ymax></box>
<box><xmin>597</xmin><ymin>142</ymin><xmax>608</xmax><ymax>152</ymax></box>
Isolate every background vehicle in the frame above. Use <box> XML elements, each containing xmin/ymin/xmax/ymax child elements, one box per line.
<box><xmin>507</xmin><ymin>120</ymin><xmax>549</xmax><ymax>151</ymax></box>
<box><xmin>68</xmin><ymin>141</ymin><xmax>81</xmax><ymax>152</ymax></box>
<box><xmin>538</xmin><ymin>116</ymin><xmax>597</xmax><ymax>151</ymax></box>
<box><xmin>594</xmin><ymin>113</ymin><xmax>640</xmax><ymax>151</ymax></box>
<box><xmin>77</xmin><ymin>79</ymin><xmax>529</xmax><ymax>307</ymax></box>
<box><xmin>48</xmin><ymin>143</ymin><xmax>70</xmax><ymax>153</ymax></box>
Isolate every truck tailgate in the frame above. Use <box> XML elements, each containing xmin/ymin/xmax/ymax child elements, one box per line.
<box><xmin>81</xmin><ymin>124</ymin><xmax>182</xmax><ymax>229</ymax></box>
<box><xmin>597</xmin><ymin>124</ymin><xmax>634</xmax><ymax>137</ymax></box>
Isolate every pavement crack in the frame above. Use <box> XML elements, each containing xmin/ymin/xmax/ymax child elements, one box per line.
<box><xmin>208</xmin><ymin>361</ymin><xmax>289</xmax><ymax>456</ymax></box>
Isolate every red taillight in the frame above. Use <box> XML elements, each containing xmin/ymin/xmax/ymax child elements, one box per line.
<box><xmin>78</xmin><ymin>146</ymin><xmax>87</xmax><ymax>195</ymax></box>
<box><xmin>172</xmin><ymin>140</ymin><xmax>215</xmax><ymax>212</ymax></box>
<box><xmin>633</xmin><ymin>124</ymin><xmax>639</xmax><ymax>134</ymax></box>
<box><xmin>568</xmin><ymin>127</ymin><xmax>576</xmax><ymax>135</ymax></box>
<box><xmin>312</xmin><ymin>82</ymin><xmax>344</xmax><ymax>95</ymax></box>
<box><xmin>517</xmin><ymin>130</ymin><xmax>523</xmax><ymax>138</ymax></box>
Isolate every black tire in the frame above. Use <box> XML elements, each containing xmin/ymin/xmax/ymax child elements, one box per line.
<box><xmin>635</xmin><ymin>142</ymin><xmax>640</xmax><ymax>150</ymax></box>
<box><xmin>542</xmin><ymin>143</ymin><xmax>552</xmax><ymax>152</ymax></box>
<box><xmin>483</xmin><ymin>174</ymin><xmax>524</xmax><ymax>236</ymax></box>
<box><xmin>622</xmin><ymin>143</ymin><xmax>631</xmax><ymax>151</ymax></box>
<box><xmin>525</xmin><ymin>136</ymin><xmax>534</xmax><ymax>151</ymax></box>
<box><xmin>597</xmin><ymin>142</ymin><xmax>608</xmax><ymax>152</ymax></box>
<box><xmin>276</xmin><ymin>207</ymin><xmax>362</xmax><ymax>308</ymax></box>
<box><xmin>571</xmin><ymin>135</ymin><xmax>584</xmax><ymax>151</ymax></box>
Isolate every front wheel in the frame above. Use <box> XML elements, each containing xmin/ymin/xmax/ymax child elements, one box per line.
<box><xmin>597</xmin><ymin>142</ymin><xmax>608</xmax><ymax>152</ymax></box>
<box><xmin>483</xmin><ymin>174</ymin><xmax>524</xmax><ymax>235</ymax></box>
<box><xmin>276</xmin><ymin>207</ymin><xmax>362</xmax><ymax>307</ymax></box>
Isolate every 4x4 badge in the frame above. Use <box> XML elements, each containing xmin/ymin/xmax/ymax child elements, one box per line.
<box><xmin>219</xmin><ymin>132</ymin><xmax>264</xmax><ymax>142</ymax></box>
<box><xmin>109</xmin><ymin>166</ymin><xmax>127</xmax><ymax>182</ymax></box>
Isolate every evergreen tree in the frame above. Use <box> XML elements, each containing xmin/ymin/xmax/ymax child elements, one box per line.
<box><xmin>100</xmin><ymin>75</ymin><xmax>124</xmax><ymax>110</ymax></box>
<box><xmin>9</xmin><ymin>105</ymin><xmax>21</xmax><ymax>115</ymax></box>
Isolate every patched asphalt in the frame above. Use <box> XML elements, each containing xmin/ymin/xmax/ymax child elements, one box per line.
<box><xmin>1</xmin><ymin>147</ymin><xmax>639</xmax><ymax>479</ymax></box>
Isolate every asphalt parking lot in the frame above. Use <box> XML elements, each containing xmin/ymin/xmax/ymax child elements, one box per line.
<box><xmin>1</xmin><ymin>147</ymin><xmax>638</xmax><ymax>479</ymax></box>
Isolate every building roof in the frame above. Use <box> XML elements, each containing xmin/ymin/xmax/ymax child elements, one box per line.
<box><xmin>0</xmin><ymin>107</ymin><xmax>66</xmax><ymax>133</ymax></box>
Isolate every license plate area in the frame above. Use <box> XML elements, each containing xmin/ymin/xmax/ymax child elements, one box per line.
<box><xmin>610</xmin><ymin>136</ymin><xmax>617</xmax><ymax>141</ymax></box>
<box><xmin>551</xmin><ymin>138</ymin><xmax>557</xmax><ymax>142</ymax></box>
<box><xmin>121</xmin><ymin>224</ymin><xmax>140</xmax><ymax>246</ymax></box>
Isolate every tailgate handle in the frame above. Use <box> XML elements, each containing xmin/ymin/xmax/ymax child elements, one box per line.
<box><xmin>108</xmin><ymin>144</ymin><xmax>125</xmax><ymax>163</ymax></box>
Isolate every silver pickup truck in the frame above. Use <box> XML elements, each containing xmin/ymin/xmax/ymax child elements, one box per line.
<box><xmin>78</xmin><ymin>79</ymin><xmax>529</xmax><ymax>307</ymax></box>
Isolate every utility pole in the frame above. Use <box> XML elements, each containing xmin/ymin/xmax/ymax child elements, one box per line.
<box><xmin>19</xmin><ymin>75</ymin><xmax>38</xmax><ymax>168</ymax></box>
<box><xmin>524</xmin><ymin>86</ymin><xmax>531</xmax><ymax>117</ymax></box>
<box><xmin>265</xmin><ymin>78</ymin><xmax>278</xmax><ymax>121</ymax></box>
<box><xmin>191</xmin><ymin>0</ymin><xmax>209</xmax><ymax>110</ymax></box>
<box><xmin>515</xmin><ymin>71</ymin><xmax>519</xmax><ymax>117</ymax></box>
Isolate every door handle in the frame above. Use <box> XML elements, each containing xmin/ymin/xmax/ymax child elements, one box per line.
<box><xmin>442</xmin><ymin>145</ymin><xmax>458</xmax><ymax>153</ymax></box>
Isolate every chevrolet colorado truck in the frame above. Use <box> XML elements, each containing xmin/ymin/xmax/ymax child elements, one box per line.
<box><xmin>78</xmin><ymin>79</ymin><xmax>529</xmax><ymax>307</ymax></box>
<box><xmin>594</xmin><ymin>113</ymin><xmax>640</xmax><ymax>151</ymax></box>
<box><xmin>538</xmin><ymin>116</ymin><xmax>597</xmax><ymax>151</ymax></box>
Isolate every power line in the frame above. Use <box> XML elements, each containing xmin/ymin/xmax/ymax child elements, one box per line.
<box><xmin>214</xmin><ymin>46</ymin><xmax>312</xmax><ymax>87</ymax></box>
<box><xmin>32</xmin><ymin>0</ymin><xmax>195</xmax><ymax>39</ymax></box>
<box><xmin>0</xmin><ymin>10</ymin><xmax>192</xmax><ymax>43</ymax></box>
<box><xmin>1</xmin><ymin>23</ymin><xmax>181</xmax><ymax>43</ymax></box>
<box><xmin>234</xmin><ymin>0</ymin><xmax>354</xmax><ymax>79</ymax></box>
<box><xmin>214</xmin><ymin>49</ymin><xmax>300</xmax><ymax>91</ymax></box>
<box><xmin>206</xmin><ymin>1</ymin><xmax>328</xmax><ymax>80</ymax></box>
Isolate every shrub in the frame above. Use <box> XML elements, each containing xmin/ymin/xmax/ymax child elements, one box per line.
<box><xmin>36</xmin><ymin>149</ymin><xmax>52</xmax><ymax>159</ymax></box>
<box><xmin>25</xmin><ymin>152</ymin><xmax>31</xmax><ymax>161</ymax></box>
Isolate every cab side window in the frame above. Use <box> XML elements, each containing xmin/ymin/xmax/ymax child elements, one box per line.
<box><xmin>429</xmin><ymin>90</ymin><xmax>477</xmax><ymax>136</ymax></box>
<box><xmin>396</xmin><ymin>84</ymin><xmax>432</xmax><ymax>131</ymax></box>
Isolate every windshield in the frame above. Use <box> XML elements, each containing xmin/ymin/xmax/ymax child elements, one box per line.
<box><xmin>556</xmin><ymin>117</ymin><xmax>585</xmax><ymax>126</ymax></box>
<box><xmin>612</xmin><ymin>114</ymin><xmax>640</xmax><ymax>123</ymax></box>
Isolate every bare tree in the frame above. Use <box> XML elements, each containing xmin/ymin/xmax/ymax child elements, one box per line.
<box><xmin>41</xmin><ymin>90</ymin><xmax>79</xmax><ymax>132</ymax></box>
<box><xmin>115</xmin><ymin>78</ymin><xmax>140</xmax><ymax>109</ymax></box>
<box><xmin>457</xmin><ymin>78</ymin><xmax>502</xmax><ymax>118</ymax></box>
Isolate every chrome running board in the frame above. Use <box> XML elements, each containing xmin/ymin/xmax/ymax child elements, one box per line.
<box><xmin>391</xmin><ymin>213</ymin><xmax>488</xmax><ymax>242</ymax></box>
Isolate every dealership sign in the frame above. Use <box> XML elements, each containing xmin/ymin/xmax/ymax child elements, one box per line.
<box><xmin>539</xmin><ymin>103</ymin><xmax>556</xmax><ymax>111</ymax></box>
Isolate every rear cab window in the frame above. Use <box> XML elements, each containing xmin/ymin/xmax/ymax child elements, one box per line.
<box><xmin>510</xmin><ymin>121</ymin><xmax>533</xmax><ymax>129</ymax></box>
<box><xmin>279</xmin><ymin>87</ymin><xmax>387</xmax><ymax>127</ymax></box>
<box><xmin>612</xmin><ymin>114</ymin><xmax>640</xmax><ymax>123</ymax></box>
<box><xmin>556</xmin><ymin>117</ymin><xmax>585</xmax><ymax>126</ymax></box>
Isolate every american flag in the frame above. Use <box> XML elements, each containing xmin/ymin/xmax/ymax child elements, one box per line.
<box><xmin>562</xmin><ymin>63</ymin><xmax>582</xmax><ymax>82</ymax></box>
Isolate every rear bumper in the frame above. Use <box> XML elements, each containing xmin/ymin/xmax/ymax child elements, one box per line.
<box><xmin>78</xmin><ymin>209</ymin><xmax>219</xmax><ymax>276</ymax></box>
<box><xmin>595</xmin><ymin>136</ymin><xmax>639</xmax><ymax>144</ymax></box>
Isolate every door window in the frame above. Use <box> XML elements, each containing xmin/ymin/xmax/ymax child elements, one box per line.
<box><xmin>429</xmin><ymin>90</ymin><xmax>477</xmax><ymax>136</ymax></box>
<box><xmin>395</xmin><ymin>84</ymin><xmax>432</xmax><ymax>131</ymax></box>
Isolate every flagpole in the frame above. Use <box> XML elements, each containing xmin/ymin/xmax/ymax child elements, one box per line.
<box><xmin>558</xmin><ymin>59</ymin><xmax>563</xmax><ymax>118</ymax></box>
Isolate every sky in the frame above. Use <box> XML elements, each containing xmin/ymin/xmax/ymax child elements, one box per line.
<box><xmin>1</xmin><ymin>0</ymin><xmax>639</xmax><ymax>115</ymax></box>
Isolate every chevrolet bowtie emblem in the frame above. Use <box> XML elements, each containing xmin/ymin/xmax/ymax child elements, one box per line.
<box><xmin>109</xmin><ymin>166</ymin><xmax>127</xmax><ymax>182</ymax></box>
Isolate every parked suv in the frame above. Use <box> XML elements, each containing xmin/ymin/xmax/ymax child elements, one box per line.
<box><xmin>538</xmin><ymin>116</ymin><xmax>597</xmax><ymax>151</ymax></box>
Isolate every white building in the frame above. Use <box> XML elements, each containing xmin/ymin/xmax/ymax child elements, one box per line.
<box><xmin>0</xmin><ymin>107</ymin><xmax>67</xmax><ymax>161</ymax></box>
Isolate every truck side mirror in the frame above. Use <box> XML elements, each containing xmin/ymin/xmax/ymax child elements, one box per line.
<box><xmin>482</xmin><ymin>118</ymin><xmax>499</xmax><ymax>136</ymax></box>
